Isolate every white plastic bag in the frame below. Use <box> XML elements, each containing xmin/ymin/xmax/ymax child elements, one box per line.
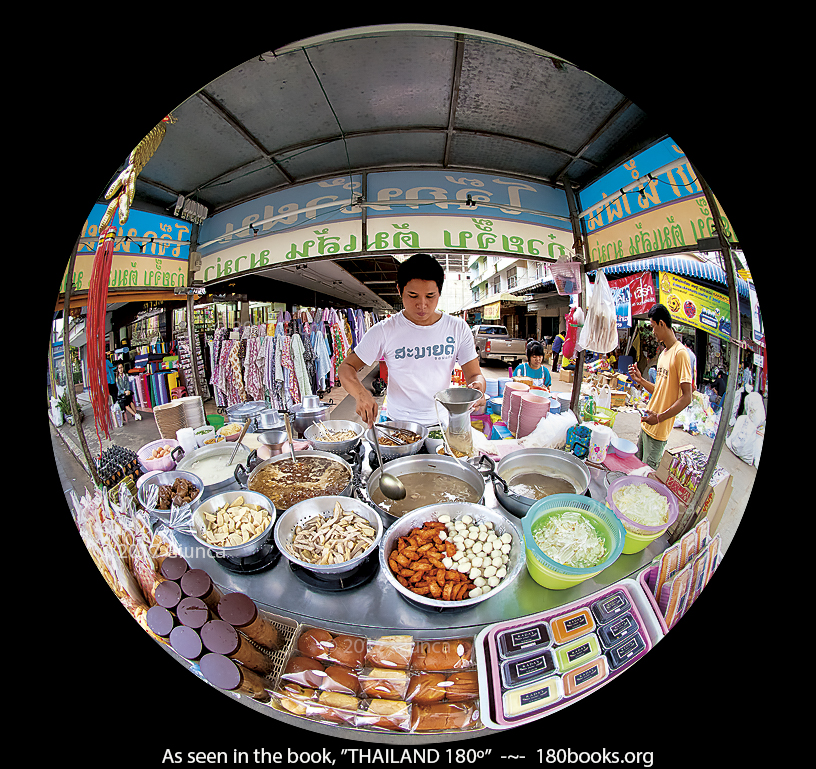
<box><xmin>577</xmin><ymin>272</ymin><xmax>618</xmax><ymax>353</ymax></box>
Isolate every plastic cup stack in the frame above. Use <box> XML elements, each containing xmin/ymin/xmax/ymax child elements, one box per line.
<box><xmin>501</xmin><ymin>382</ymin><xmax>529</xmax><ymax>426</ymax></box>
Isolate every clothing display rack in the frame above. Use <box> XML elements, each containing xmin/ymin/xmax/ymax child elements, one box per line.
<box><xmin>206</xmin><ymin>305</ymin><xmax>385</xmax><ymax>412</ymax></box>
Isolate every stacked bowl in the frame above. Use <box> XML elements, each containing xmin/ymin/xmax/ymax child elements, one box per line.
<box><xmin>512</xmin><ymin>392</ymin><xmax>551</xmax><ymax>438</ymax></box>
<box><xmin>501</xmin><ymin>382</ymin><xmax>529</xmax><ymax>429</ymax></box>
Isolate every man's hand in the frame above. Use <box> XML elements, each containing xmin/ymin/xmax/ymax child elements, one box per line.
<box><xmin>641</xmin><ymin>410</ymin><xmax>660</xmax><ymax>426</ymax></box>
<box><xmin>354</xmin><ymin>390</ymin><xmax>379</xmax><ymax>427</ymax></box>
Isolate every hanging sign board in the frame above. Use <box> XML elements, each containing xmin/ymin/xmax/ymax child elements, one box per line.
<box><xmin>579</xmin><ymin>138</ymin><xmax>737</xmax><ymax>268</ymax></box>
<box><xmin>62</xmin><ymin>204</ymin><xmax>192</xmax><ymax>294</ymax></box>
<box><xmin>606</xmin><ymin>271</ymin><xmax>657</xmax><ymax>316</ymax></box>
<box><xmin>483</xmin><ymin>301</ymin><xmax>501</xmax><ymax>321</ymax></box>
<box><xmin>658</xmin><ymin>271</ymin><xmax>731</xmax><ymax>340</ymax></box>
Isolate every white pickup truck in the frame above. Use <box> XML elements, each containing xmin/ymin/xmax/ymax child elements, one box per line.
<box><xmin>472</xmin><ymin>325</ymin><xmax>528</xmax><ymax>366</ymax></box>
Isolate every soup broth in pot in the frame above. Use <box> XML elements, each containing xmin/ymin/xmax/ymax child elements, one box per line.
<box><xmin>371</xmin><ymin>471</ymin><xmax>481</xmax><ymax>517</ymax></box>
<box><xmin>249</xmin><ymin>457</ymin><xmax>350</xmax><ymax>510</ymax></box>
<box><xmin>506</xmin><ymin>471</ymin><xmax>578</xmax><ymax>500</ymax></box>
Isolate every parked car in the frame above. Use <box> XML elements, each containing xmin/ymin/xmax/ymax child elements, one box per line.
<box><xmin>472</xmin><ymin>324</ymin><xmax>528</xmax><ymax>366</ymax></box>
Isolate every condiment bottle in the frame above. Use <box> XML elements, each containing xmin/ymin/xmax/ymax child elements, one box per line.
<box><xmin>169</xmin><ymin>625</ymin><xmax>204</xmax><ymax>661</ymax></box>
<box><xmin>159</xmin><ymin>555</ymin><xmax>189</xmax><ymax>582</ymax></box>
<box><xmin>199</xmin><ymin>653</ymin><xmax>271</xmax><ymax>702</ymax></box>
<box><xmin>146</xmin><ymin>605</ymin><xmax>176</xmax><ymax>639</ymax></box>
<box><xmin>200</xmin><ymin>620</ymin><xmax>274</xmax><ymax>676</ymax></box>
<box><xmin>154</xmin><ymin>579</ymin><xmax>183</xmax><ymax>610</ymax></box>
<box><xmin>176</xmin><ymin>597</ymin><xmax>210</xmax><ymax>629</ymax></box>
<box><xmin>217</xmin><ymin>591</ymin><xmax>279</xmax><ymax>651</ymax></box>
<box><xmin>179</xmin><ymin>568</ymin><xmax>223</xmax><ymax>612</ymax></box>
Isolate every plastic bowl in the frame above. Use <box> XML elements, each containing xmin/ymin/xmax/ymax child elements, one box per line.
<box><xmin>138</xmin><ymin>438</ymin><xmax>180</xmax><ymax>472</ymax></box>
<box><xmin>606</xmin><ymin>476</ymin><xmax>678</xmax><ymax>554</ymax></box>
<box><xmin>522</xmin><ymin>494</ymin><xmax>625</xmax><ymax>589</ymax></box>
<box><xmin>610</xmin><ymin>436</ymin><xmax>638</xmax><ymax>457</ymax></box>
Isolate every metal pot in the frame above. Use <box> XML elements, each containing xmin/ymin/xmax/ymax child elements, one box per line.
<box><xmin>303</xmin><ymin>419</ymin><xmax>364</xmax><ymax>454</ymax></box>
<box><xmin>363</xmin><ymin>419</ymin><xmax>429</xmax><ymax>461</ymax></box>
<box><xmin>255</xmin><ymin>409</ymin><xmax>285</xmax><ymax>431</ymax></box>
<box><xmin>233</xmin><ymin>450</ymin><xmax>355</xmax><ymax>510</ymax></box>
<box><xmin>191</xmin><ymin>490</ymin><xmax>277</xmax><ymax>559</ymax></box>
<box><xmin>173</xmin><ymin>443</ymin><xmax>252</xmax><ymax>496</ymax></box>
<box><xmin>288</xmin><ymin>399</ymin><xmax>334</xmax><ymax>436</ymax></box>
<box><xmin>484</xmin><ymin>448</ymin><xmax>591</xmax><ymax>518</ymax></box>
<box><xmin>225</xmin><ymin>401</ymin><xmax>268</xmax><ymax>432</ymax></box>
<box><xmin>362</xmin><ymin>454</ymin><xmax>486</xmax><ymax>527</ymax></box>
<box><xmin>136</xmin><ymin>469</ymin><xmax>205</xmax><ymax>520</ymax></box>
<box><xmin>274</xmin><ymin>495</ymin><xmax>383</xmax><ymax>578</ymax></box>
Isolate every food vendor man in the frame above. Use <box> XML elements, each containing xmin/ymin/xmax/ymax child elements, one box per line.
<box><xmin>339</xmin><ymin>253</ymin><xmax>486</xmax><ymax>427</ymax></box>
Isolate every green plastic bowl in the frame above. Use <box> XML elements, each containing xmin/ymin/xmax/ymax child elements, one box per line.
<box><xmin>522</xmin><ymin>494</ymin><xmax>625</xmax><ymax>589</ymax></box>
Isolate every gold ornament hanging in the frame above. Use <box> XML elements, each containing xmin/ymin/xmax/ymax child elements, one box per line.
<box><xmin>100</xmin><ymin>114</ymin><xmax>176</xmax><ymax>228</ymax></box>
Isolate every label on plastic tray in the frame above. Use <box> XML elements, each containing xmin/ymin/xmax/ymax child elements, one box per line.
<box><xmin>590</xmin><ymin>590</ymin><xmax>631</xmax><ymax>624</ymax></box>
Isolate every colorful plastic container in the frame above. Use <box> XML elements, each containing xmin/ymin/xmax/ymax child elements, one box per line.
<box><xmin>522</xmin><ymin>494</ymin><xmax>626</xmax><ymax>589</ymax></box>
<box><xmin>606</xmin><ymin>476</ymin><xmax>679</xmax><ymax>554</ymax></box>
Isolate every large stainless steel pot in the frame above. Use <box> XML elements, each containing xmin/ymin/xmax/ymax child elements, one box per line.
<box><xmin>483</xmin><ymin>448</ymin><xmax>591</xmax><ymax>518</ymax></box>
<box><xmin>190</xmin><ymin>489</ymin><xmax>277</xmax><ymax>559</ymax></box>
<box><xmin>174</xmin><ymin>443</ymin><xmax>252</xmax><ymax>495</ymax></box>
<box><xmin>289</xmin><ymin>399</ymin><xmax>334</xmax><ymax>436</ymax></box>
<box><xmin>233</xmin><ymin>450</ymin><xmax>355</xmax><ymax>510</ymax></box>
<box><xmin>225</xmin><ymin>401</ymin><xmax>268</xmax><ymax>432</ymax></box>
<box><xmin>362</xmin><ymin>454</ymin><xmax>486</xmax><ymax>527</ymax></box>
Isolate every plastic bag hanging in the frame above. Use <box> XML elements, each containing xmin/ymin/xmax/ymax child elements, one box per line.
<box><xmin>577</xmin><ymin>272</ymin><xmax>618</xmax><ymax>354</ymax></box>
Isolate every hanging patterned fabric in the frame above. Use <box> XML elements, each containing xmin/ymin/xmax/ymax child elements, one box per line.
<box><xmin>291</xmin><ymin>333</ymin><xmax>312</xmax><ymax>402</ymax></box>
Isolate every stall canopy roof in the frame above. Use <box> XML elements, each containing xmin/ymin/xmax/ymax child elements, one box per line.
<box><xmin>98</xmin><ymin>24</ymin><xmax>669</xmax><ymax>306</ymax></box>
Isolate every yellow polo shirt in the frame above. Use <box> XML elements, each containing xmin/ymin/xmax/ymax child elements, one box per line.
<box><xmin>643</xmin><ymin>341</ymin><xmax>692</xmax><ymax>442</ymax></box>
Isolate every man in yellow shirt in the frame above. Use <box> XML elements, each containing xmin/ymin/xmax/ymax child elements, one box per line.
<box><xmin>628</xmin><ymin>304</ymin><xmax>693</xmax><ymax>468</ymax></box>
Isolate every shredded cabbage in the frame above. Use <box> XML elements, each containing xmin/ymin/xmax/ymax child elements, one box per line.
<box><xmin>612</xmin><ymin>483</ymin><xmax>669</xmax><ymax>531</ymax></box>
<box><xmin>532</xmin><ymin>511</ymin><xmax>607</xmax><ymax>568</ymax></box>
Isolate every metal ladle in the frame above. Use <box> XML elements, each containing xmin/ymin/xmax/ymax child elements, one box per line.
<box><xmin>371</xmin><ymin>425</ymin><xmax>406</xmax><ymax>500</ymax></box>
<box><xmin>283</xmin><ymin>412</ymin><xmax>298</xmax><ymax>464</ymax></box>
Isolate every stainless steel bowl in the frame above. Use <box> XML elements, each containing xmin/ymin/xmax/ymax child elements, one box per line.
<box><xmin>379</xmin><ymin>502</ymin><xmax>524</xmax><ymax>610</ymax></box>
<box><xmin>289</xmin><ymin>401</ymin><xmax>332</xmax><ymax>436</ymax></box>
<box><xmin>274</xmin><ymin>495</ymin><xmax>383</xmax><ymax>578</ymax></box>
<box><xmin>303</xmin><ymin>419</ymin><xmax>365</xmax><ymax>454</ymax></box>
<box><xmin>137</xmin><ymin>470</ymin><xmax>205</xmax><ymax>519</ymax></box>
<box><xmin>364</xmin><ymin>420</ymin><xmax>429</xmax><ymax>461</ymax></box>
<box><xmin>191</xmin><ymin>490</ymin><xmax>277</xmax><ymax>559</ymax></box>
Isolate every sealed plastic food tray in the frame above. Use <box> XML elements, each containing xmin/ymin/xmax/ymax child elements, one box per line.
<box><xmin>475</xmin><ymin>579</ymin><xmax>663</xmax><ymax>729</ymax></box>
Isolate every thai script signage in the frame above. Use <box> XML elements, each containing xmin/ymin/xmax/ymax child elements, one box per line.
<box><xmin>658</xmin><ymin>271</ymin><xmax>731</xmax><ymax>341</ymax></box>
<box><xmin>607</xmin><ymin>271</ymin><xmax>657</xmax><ymax>317</ymax></box>
<box><xmin>584</xmin><ymin>194</ymin><xmax>736</xmax><ymax>269</ymax></box>
<box><xmin>579</xmin><ymin>137</ymin><xmax>737</xmax><ymax>268</ymax></box>
<box><xmin>63</xmin><ymin>205</ymin><xmax>191</xmax><ymax>293</ymax></box>
<box><xmin>193</xmin><ymin>169</ymin><xmax>574</xmax><ymax>285</ymax></box>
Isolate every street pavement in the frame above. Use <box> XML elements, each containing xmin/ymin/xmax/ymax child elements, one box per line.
<box><xmin>49</xmin><ymin>359</ymin><xmax>757</xmax><ymax>554</ymax></box>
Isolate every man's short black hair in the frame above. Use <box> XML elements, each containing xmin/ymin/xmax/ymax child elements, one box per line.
<box><xmin>397</xmin><ymin>253</ymin><xmax>445</xmax><ymax>294</ymax></box>
<box><xmin>647</xmin><ymin>303</ymin><xmax>673</xmax><ymax>329</ymax></box>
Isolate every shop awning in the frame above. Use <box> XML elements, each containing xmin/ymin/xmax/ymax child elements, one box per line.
<box><xmin>594</xmin><ymin>255</ymin><xmax>750</xmax><ymax>299</ymax></box>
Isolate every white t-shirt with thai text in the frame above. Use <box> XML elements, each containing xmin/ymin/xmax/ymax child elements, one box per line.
<box><xmin>352</xmin><ymin>311</ymin><xmax>478</xmax><ymax>425</ymax></box>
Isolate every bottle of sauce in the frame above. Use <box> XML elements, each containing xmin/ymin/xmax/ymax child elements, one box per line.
<box><xmin>217</xmin><ymin>591</ymin><xmax>279</xmax><ymax>651</ymax></box>
<box><xmin>179</xmin><ymin>568</ymin><xmax>223</xmax><ymax>613</ymax></box>
<box><xmin>200</xmin><ymin>620</ymin><xmax>274</xmax><ymax>676</ymax></box>
<box><xmin>199</xmin><ymin>653</ymin><xmax>271</xmax><ymax>702</ymax></box>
